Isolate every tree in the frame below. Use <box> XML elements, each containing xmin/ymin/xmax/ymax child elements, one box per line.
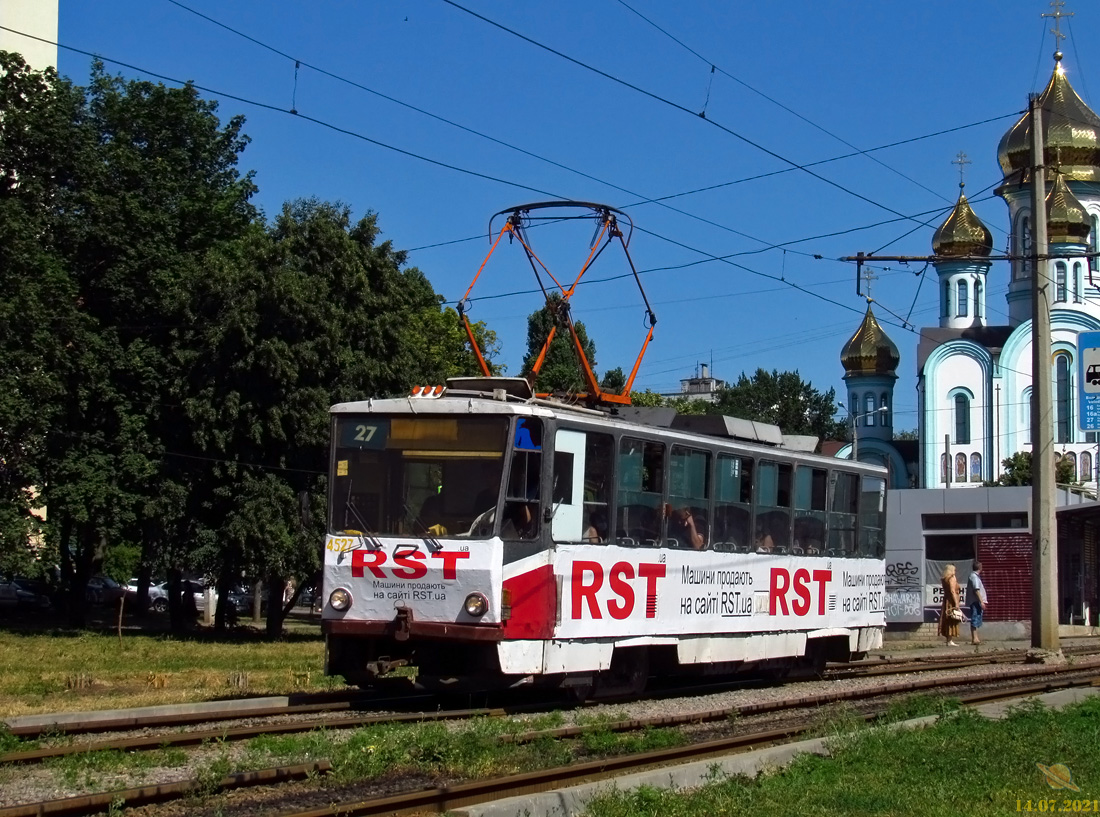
<box><xmin>993</xmin><ymin>451</ymin><xmax>1077</xmax><ymax>487</ymax></box>
<box><xmin>600</xmin><ymin>367</ymin><xmax>626</xmax><ymax>394</ymax></box>
<box><xmin>179</xmin><ymin>200</ymin><xmax>481</xmax><ymax>634</ymax></box>
<box><xmin>894</xmin><ymin>429</ymin><xmax>919</xmax><ymax>441</ymax></box>
<box><xmin>0</xmin><ymin>55</ymin><xmax>260</xmax><ymax>623</ymax></box>
<box><xmin>712</xmin><ymin>369</ymin><xmax>845</xmax><ymax>441</ymax></box>
<box><xmin>521</xmin><ymin>293</ymin><xmax>597</xmax><ymax>393</ymax></box>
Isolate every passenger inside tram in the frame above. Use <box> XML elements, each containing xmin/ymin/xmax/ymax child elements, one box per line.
<box><xmin>666</xmin><ymin>504</ymin><xmax>705</xmax><ymax>550</ymax></box>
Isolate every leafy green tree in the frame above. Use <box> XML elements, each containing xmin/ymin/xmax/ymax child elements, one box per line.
<box><xmin>894</xmin><ymin>429</ymin><xmax>919</xmax><ymax>441</ymax></box>
<box><xmin>993</xmin><ymin>451</ymin><xmax>1076</xmax><ymax>486</ymax></box>
<box><xmin>712</xmin><ymin>369</ymin><xmax>844</xmax><ymax>441</ymax></box>
<box><xmin>630</xmin><ymin>390</ymin><xmax>666</xmax><ymax>407</ymax></box>
<box><xmin>521</xmin><ymin>293</ymin><xmax>597</xmax><ymax>393</ymax></box>
<box><xmin>180</xmin><ymin>200</ymin><xmax>479</xmax><ymax>633</ymax></box>
<box><xmin>0</xmin><ymin>54</ymin><xmax>258</xmax><ymax>623</ymax></box>
<box><xmin>600</xmin><ymin>367</ymin><xmax>626</xmax><ymax>394</ymax></box>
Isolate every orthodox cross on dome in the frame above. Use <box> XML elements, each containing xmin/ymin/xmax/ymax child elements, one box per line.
<box><xmin>1043</xmin><ymin>0</ymin><xmax>1072</xmax><ymax>60</ymax></box>
<box><xmin>861</xmin><ymin>267</ymin><xmax>877</xmax><ymax>302</ymax></box>
<box><xmin>952</xmin><ymin>151</ymin><xmax>971</xmax><ymax>189</ymax></box>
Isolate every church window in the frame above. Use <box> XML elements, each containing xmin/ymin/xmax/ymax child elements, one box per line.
<box><xmin>1074</xmin><ymin>262</ymin><xmax>1082</xmax><ymax>303</ymax></box>
<box><xmin>940</xmin><ymin>454</ymin><xmax>949</xmax><ymax>484</ymax></box>
<box><xmin>1066</xmin><ymin>452</ymin><xmax>1078</xmax><ymax>482</ymax></box>
<box><xmin>954</xmin><ymin>394</ymin><xmax>970</xmax><ymax>444</ymax></box>
<box><xmin>879</xmin><ymin>393</ymin><xmax>888</xmax><ymax>426</ymax></box>
<box><xmin>975</xmin><ymin>280</ymin><xmax>983</xmax><ymax>318</ymax></box>
<box><xmin>1083</xmin><ymin>451</ymin><xmax>1094</xmax><ymax>482</ymax></box>
<box><xmin>957</xmin><ymin>280</ymin><xmax>968</xmax><ymax>317</ymax></box>
<box><xmin>864</xmin><ymin>393</ymin><xmax>876</xmax><ymax>426</ymax></box>
<box><xmin>942</xmin><ymin>282</ymin><xmax>950</xmax><ymax>317</ymax></box>
<box><xmin>1055</xmin><ymin>354</ymin><xmax>1072</xmax><ymax>444</ymax></box>
<box><xmin>955</xmin><ymin>453</ymin><xmax>967</xmax><ymax>481</ymax></box>
<box><xmin>1022</xmin><ymin>388</ymin><xmax>1032</xmax><ymax>434</ymax></box>
<box><xmin>1091</xmin><ymin>214</ymin><xmax>1099</xmax><ymax>273</ymax></box>
<box><xmin>970</xmin><ymin>453</ymin><xmax>982</xmax><ymax>482</ymax></box>
<box><xmin>1021</xmin><ymin>216</ymin><xmax>1032</xmax><ymax>278</ymax></box>
<box><xmin>1055</xmin><ymin>262</ymin><xmax>1068</xmax><ymax>303</ymax></box>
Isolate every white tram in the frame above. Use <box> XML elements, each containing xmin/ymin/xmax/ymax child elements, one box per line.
<box><xmin>322</xmin><ymin>377</ymin><xmax>887</xmax><ymax>694</ymax></box>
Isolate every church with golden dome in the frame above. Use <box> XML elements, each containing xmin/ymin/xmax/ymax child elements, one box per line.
<box><xmin>841</xmin><ymin>49</ymin><xmax>1100</xmax><ymax>492</ymax></box>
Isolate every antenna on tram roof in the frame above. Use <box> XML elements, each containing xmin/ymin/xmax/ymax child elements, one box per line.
<box><xmin>455</xmin><ymin>201</ymin><xmax>658</xmax><ymax>407</ymax></box>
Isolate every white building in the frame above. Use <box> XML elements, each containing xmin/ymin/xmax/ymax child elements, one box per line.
<box><xmin>0</xmin><ymin>0</ymin><xmax>58</xmax><ymax>72</ymax></box>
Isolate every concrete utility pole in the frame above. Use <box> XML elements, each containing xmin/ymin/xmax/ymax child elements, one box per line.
<box><xmin>1029</xmin><ymin>92</ymin><xmax>1059</xmax><ymax>652</ymax></box>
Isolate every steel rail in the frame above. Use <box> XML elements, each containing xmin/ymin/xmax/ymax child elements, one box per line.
<box><xmin>0</xmin><ymin>759</ymin><xmax>332</xmax><ymax>817</ymax></box>
<box><xmin>6</xmin><ymin>669</ymin><xmax>1095</xmax><ymax>817</ymax></box>
<box><xmin>275</xmin><ymin>673</ymin><xmax>1100</xmax><ymax>817</ymax></box>
<box><xmin>7</xmin><ymin>657</ymin><xmax>1099</xmax><ymax>768</ymax></box>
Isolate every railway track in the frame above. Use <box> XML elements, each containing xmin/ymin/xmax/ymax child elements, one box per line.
<box><xmin>3</xmin><ymin>659</ymin><xmax>1099</xmax><ymax>816</ymax></box>
<box><xmin>5</xmin><ymin>650</ymin><xmax>1099</xmax><ymax>768</ymax></box>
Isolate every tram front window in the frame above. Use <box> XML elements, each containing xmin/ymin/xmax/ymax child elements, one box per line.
<box><xmin>329</xmin><ymin>415</ymin><xmax>509</xmax><ymax>537</ymax></box>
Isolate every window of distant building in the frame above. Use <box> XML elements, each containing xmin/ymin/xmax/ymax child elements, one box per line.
<box><xmin>1056</xmin><ymin>262</ymin><xmax>1068</xmax><ymax>303</ymax></box>
<box><xmin>1074</xmin><ymin>262</ymin><xmax>1083</xmax><ymax>303</ymax></box>
<box><xmin>1091</xmin><ymin>214</ymin><xmax>1099</xmax><ymax>273</ymax></box>
<box><xmin>957</xmin><ymin>279</ymin><xmax>968</xmax><ymax>317</ymax></box>
<box><xmin>953</xmin><ymin>392</ymin><xmax>971</xmax><ymax>444</ymax></box>
<box><xmin>975</xmin><ymin>279</ymin><xmax>983</xmax><ymax>319</ymax></box>
<box><xmin>1055</xmin><ymin>353</ymin><xmax>1072</xmax><ymax>444</ymax></box>
<box><xmin>865</xmin><ymin>393</ymin><xmax>876</xmax><ymax>426</ymax></box>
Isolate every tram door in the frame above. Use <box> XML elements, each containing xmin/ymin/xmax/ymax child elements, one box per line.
<box><xmin>552</xmin><ymin>430</ymin><xmax>586</xmax><ymax>542</ymax></box>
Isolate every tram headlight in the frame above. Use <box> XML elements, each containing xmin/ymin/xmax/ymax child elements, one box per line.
<box><xmin>463</xmin><ymin>592</ymin><xmax>489</xmax><ymax>617</ymax></box>
<box><xmin>329</xmin><ymin>588</ymin><xmax>352</xmax><ymax>612</ymax></box>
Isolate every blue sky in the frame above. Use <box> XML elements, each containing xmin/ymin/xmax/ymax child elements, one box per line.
<box><xmin>33</xmin><ymin>2</ymin><xmax>1099</xmax><ymax>430</ymax></box>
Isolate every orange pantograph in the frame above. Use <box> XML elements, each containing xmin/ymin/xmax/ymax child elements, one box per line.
<box><xmin>456</xmin><ymin>201</ymin><xmax>657</xmax><ymax>406</ymax></box>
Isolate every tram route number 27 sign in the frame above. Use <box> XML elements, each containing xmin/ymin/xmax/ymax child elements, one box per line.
<box><xmin>1079</xmin><ymin>331</ymin><xmax>1100</xmax><ymax>432</ymax></box>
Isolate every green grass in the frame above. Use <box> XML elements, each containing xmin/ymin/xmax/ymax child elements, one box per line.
<box><xmin>0</xmin><ymin>629</ymin><xmax>342</xmax><ymax>716</ymax></box>
<box><xmin>580</xmin><ymin>696</ymin><xmax>1100</xmax><ymax>817</ymax></box>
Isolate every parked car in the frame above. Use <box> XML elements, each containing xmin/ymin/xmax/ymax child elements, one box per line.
<box><xmin>227</xmin><ymin>585</ymin><xmax>267</xmax><ymax>616</ymax></box>
<box><xmin>85</xmin><ymin>575</ymin><xmax>126</xmax><ymax>606</ymax></box>
<box><xmin>127</xmin><ymin>579</ymin><xmax>168</xmax><ymax>612</ymax></box>
<box><xmin>0</xmin><ymin>581</ymin><xmax>17</xmax><ymax>610</ymax></box>
<box><xmin>11</xmin><ymin>577</ymin><xmax>52</xmax><ymax>609</ymax></box>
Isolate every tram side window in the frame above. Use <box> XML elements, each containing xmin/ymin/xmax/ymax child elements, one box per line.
<box><xmin>583</xmin><ymin>433</ymin><xmax>613</xmax><ymax>543</ymax></box>
<box><xmin>755</xmin><ymin>461</ymin><xmax>792</xmax><ymax>552</ymax></box>
<box><xmin>828</xmin><ymin>472</ymin><xmax>859</xmax><ymax>556</ymax></box>
<box><xmin>502</xmin><ymin>418</ymin><xmax>542</xmax><ymax>540</ymax></box>
<box><xmin>793</xmin><ymin>467</ymin><xmax>828</xmax><ymax>555</ymax></box>
<box><xmin>858</xmin><ymin>476</ymin><xmax>887</xmax><ymax>557</ymax></box>
<box><xmin>615</xmin><ymin>437</ymin><xmax>665</xmax><ymax>546</ymax></box>
<box><xmin>713</xmin><ymin>454</ymin><xmax>752</xmax><ymax>552</ymax></box>
<box><xmin>669</xmin><ymin>446</ymin><xmax>710</xmax><ymax>549</ymax></box>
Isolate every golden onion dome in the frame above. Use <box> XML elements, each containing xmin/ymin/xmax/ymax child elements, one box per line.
<box><xmin>841</xmin><ymin>305</ymin><xmax>900</xmax><ymax>376</ymax></box>
<box><xmin>932</xmin><ymin>184</ymin><xmax>993</xmax><ymax>257</ymax></box>
<box><xmin>998</xmin><ymin>57</ymin><xmax>1100</xmax><ymax>183</ymax></box>
<box><xmin>1046</xmin><ymin>172</ymin><xmax>1091</xmax><ymax>244</ymax></box>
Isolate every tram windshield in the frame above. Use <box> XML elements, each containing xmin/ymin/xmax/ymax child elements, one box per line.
<box><xmin>329</xmin><ymin>415</ymin><xmax>509</xmax><ymax>538</ymax></box>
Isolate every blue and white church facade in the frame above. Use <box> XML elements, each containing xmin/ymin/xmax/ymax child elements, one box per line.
<box><xmin>916</xmin><ymin>53</ymin><xmax>1100</xmax><ymax>490</ymax></box>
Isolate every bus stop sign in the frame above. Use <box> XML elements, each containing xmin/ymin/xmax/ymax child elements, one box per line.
<box><xmin>1079</xmin><ymin>330</ymin><xmax>1100</xmax><ymax>431</ymax></box>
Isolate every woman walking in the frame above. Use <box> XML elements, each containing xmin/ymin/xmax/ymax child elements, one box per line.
<box><xmin>939</xmin><ymin>563</ymin><xmax>961</xmax><ymax>646</ymax></box>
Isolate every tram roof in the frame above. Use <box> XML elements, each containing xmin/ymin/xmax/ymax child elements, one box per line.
<box><xmin>332</xmin><ymin>378</ymin><xmax>883</xmax><ymax>473</ymax></box>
